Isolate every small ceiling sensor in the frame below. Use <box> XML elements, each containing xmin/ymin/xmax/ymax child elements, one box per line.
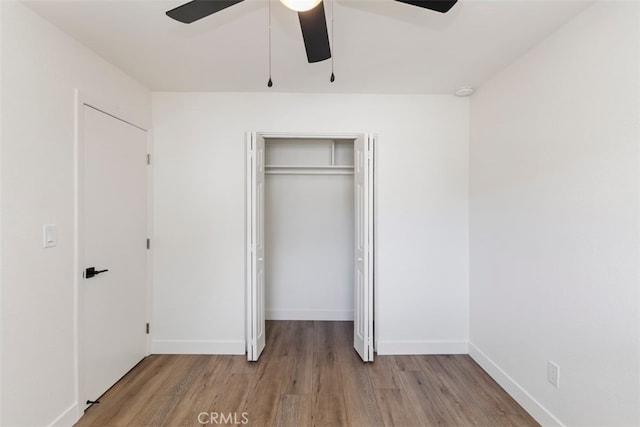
<box><xmin>455</xmin><ymin>86</ymin><xmax>474</xmax><ymax>97</ymax></box>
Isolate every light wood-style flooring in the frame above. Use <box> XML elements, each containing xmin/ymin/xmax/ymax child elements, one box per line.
<box><xmin>75</xmin><ymin>321</ymin><xmax>539</xmax><ymax>426</ymax></box>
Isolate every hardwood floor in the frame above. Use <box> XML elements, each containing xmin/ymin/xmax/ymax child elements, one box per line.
<box><xmin>75</xmin><ymin>321</ymin><xmax>539</xmax><ymax>426</ymax></box>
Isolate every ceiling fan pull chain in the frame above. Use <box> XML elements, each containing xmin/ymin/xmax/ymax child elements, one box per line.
<box><xmin>330</xmin><ymin>0</ymin><xmax>335</xmax><ymax>82</ymax></box>
<box><xmin>268</xmin><ymin>0</ymin><xmax>274</xmax><ymax>88</ymax></box>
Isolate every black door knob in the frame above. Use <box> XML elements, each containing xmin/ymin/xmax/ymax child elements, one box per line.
<box><xmin>85</xmin><ymin>267</ymin><xmax>109</xmax><ymax>279</ymax></box>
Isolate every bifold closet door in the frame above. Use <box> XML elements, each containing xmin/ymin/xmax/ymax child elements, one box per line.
<box><xmin>246</xmin><ymin>132</ymin><xmax>266</xmax><ymax>361</ymax></box>
<box><xmin>354</xmin><ymin>134</ymin><xmax>374</xmax><ymax>362</ymax></box>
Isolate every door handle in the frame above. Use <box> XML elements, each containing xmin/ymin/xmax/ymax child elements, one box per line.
<box><xmin>85</xmin><ymin>267</ymin><xmax>109</xmax><ymax>279</ymax></box>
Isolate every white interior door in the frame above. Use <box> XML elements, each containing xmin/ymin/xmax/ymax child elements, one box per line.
<box><xmin>354</xmin><ymin>134</ymin><xmax>374</xmax><ymax>362</ymax></box>
<box><xmin>247</xmin><ymin>132</ymin><xmax>266</xmax><ymax>361</ymax></box>
<box><xmin>81</xmin><ymin>105</ymin><xmax>148</xmax><ymax>407</ymax></box>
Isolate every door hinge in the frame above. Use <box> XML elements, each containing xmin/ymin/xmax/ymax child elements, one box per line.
<box><xmin>147</xmin><ymin>154</ymin><xmax>151</xmax><ymax>165</ymax></box>
<box><xmin>146</xmin><ymin>238</ymin><xmax>150</xmax><ymax>250</ymax></box>
<box><xmin>146</xmin><ymin>323</ymin><xmax>150</xmax><ymax>334</ymax></box>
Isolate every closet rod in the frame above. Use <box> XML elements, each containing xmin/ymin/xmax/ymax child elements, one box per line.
<box><xmin>265</xmin><ymin>171</ymin><xmax>353</xmax><ymax>175</ymax></box>
<box><xmin>266</xmin><ymin>170</ymin><xmax>354</xmax><ymax>176</ymax></box>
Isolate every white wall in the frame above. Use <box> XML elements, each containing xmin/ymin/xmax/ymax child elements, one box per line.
<box><xmin>0</xmin><ymin>2</ymin><xmax>151</xmax><ymax>426</ymax></box>
<box><xmin>265</xmin><ymin>139</ymin><xmax>355</xmax><ymax>320</ymax></box>
<box><xmin>152</xmin><ymin>92</ymin><xmax>469</xmax><ymax>355</ymax></box>
<box><xmin>469</xmin><ymin>2</ymin><xmax>640</xmax><ymax>426</ymax></box>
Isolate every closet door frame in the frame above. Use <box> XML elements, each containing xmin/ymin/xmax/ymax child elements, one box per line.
<box><xmin>245</xmin><ymin>132</ymin><xmax>376</xmax><ymax>362</ymax></box>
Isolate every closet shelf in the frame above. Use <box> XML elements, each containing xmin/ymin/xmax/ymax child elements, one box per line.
<box><xmin>266</xmin><ymin>165</ymin><xmax>354</xmax><ymax>175</ymax></box>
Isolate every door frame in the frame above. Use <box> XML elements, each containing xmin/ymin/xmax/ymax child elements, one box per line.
<box><xmin>73</xmin><ymin>90</ymin><xmax>153</xmax><ymax>418</ymax></box>
<box><xmin>245</xmin><ymin>131</ymin><xmax>376</xmax><ymax>361</ymax></box>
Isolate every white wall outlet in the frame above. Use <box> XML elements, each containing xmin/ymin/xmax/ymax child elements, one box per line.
<box><xmin>547</xmin><ymin>360</ymin><xmax>560</xmax><ymax>388</ymax></box>
<box><xmin>43</xmin><ymin>224</ymin><xmax>57</xmax><ymax>248</ymax></box>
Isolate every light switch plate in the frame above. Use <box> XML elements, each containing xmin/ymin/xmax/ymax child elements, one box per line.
<box><xmin>43</xmin><ymin>224</ymin><xmax>57</xmax><ymax>248</ymax></box>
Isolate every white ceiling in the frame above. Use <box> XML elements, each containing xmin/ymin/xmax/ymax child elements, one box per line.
<box><xmin>25</xmin><ymin>0</ymin><xmax>593</xmax><ymax>93</ymax></box>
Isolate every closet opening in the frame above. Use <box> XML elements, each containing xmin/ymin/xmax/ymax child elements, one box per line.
<box><xmin>246</xmin><ymin>133</ymin><xmax>375</xmax><ymax>362</ymax></box>
<box><xmin>265</xmin><ymin>138</ymin><xmax>355</xmax><ymax>323</ymax></box>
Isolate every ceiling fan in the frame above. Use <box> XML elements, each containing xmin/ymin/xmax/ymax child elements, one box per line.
<box><xmin>166</xmin><ymin>0</ymin><xmax>458</xmax><ymax>63</ymax></box>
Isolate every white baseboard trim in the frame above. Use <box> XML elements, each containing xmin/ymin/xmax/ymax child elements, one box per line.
<box><xmin>151</xmin><ymin>340</ymin><xmax>245</xmax><ymax>355</ymax></box>
<box><xmin>468</xmin><ymin>342</ymin><xmax>565</xmax><ymax>427</ymax></box>
<box><xmin>266</xmin><ymin>309</ymin><xmax>354</xmax><ymax>321</ymax></box>
<box><xmin>47</xmin><ymin>403</ymin><xmax>79</xmax><ymax>427</ymax></box>
<box><xmin>377</xmin><ymin>340</ymin><xmax>468</xmax><ymax>355</ymax></box>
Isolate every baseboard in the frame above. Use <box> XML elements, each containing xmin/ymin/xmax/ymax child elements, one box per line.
<box><xmin>151</xmin><ymin>340</ymin><xmax>245</xmax><ymax>355</ymax></box>
<box><xmin>47</xmin><ymin>403</ymin><xmax>79</xmax><ymax>427</ymax></box>
<box><xmin>266</xmin><ymin>309</ymin><xmax>354</xmax><ymax>321</ymax></box>
<box><xmin>468</xmin><ymin>342</ymin><xmax>565</xmax><ymax>427</ymax></box>
<box><xmin>376</xmin><ymin>340</ymin><xmax>468</xmax><ymax>355</ymax></box>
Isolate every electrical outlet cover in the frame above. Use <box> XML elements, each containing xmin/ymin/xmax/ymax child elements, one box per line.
<box><xmin>547</xmin><ymin>361</ymin><xmax>560</xmax><ymax>388</ymax></box>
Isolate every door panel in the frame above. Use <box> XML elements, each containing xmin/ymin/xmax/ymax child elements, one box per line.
<box><xmin>82</xmin><ymin>105</ymin><xmax>148</xmax><ymax>406</ymax></box>
<box><xmin>354</xmin><ymin>134</ymin><xmax>374</xmax><ymax>362</ymax></box>
<box><xmin>248</xmin><ymin>132</ymin><xmax>266</xmax><ymax>361</ymax></box>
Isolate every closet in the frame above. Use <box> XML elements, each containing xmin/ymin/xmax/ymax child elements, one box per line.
<box><xmin>265</xmin><ymin>138</ymin><xmax>355</xmax><ymax>322</ymax></box>
<box><xmin>246</xmin><ymin>133</ymin><xmax>375</xmax><ymax>362</ymax></box>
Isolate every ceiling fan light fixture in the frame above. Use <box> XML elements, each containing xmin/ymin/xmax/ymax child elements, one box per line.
<box><xmin>280</xmin><ymin>0</ymin><xmax>322</xmax><ymax>12</ymax></box>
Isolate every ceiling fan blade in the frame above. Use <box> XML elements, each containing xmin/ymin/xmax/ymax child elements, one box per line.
<box><xmin>393</xmin><ymin>0</ymin><xmax>457</xmax><ymax>13</ymax></box>
<box><xmin>166</xmin><ymin>0</ymin><xmax>245</xmax><ymax>23</ymax></box>
<box><xmin>298</xmin><ymin>2</ymin><xmax>331</xmax><ymax>63</ymax></box>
